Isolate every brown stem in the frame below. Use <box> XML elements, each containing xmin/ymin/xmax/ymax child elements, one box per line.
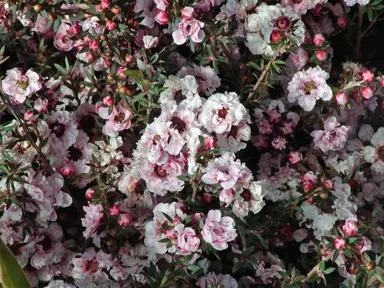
<box><xmin>240</xmin><ymin>232</ymin><xmax>247</xmax><ymax>252</ymax></box>
<box><xmin>355</xmin><ymin>6</ymin><xmax>364</xmax><ymax>60</ymax></box>
<box><xmin>1</xmin><ymin>94</ymin><xmax>84</xmax><ymax>214</ymax></box>
<box><xmin>301</xmin><ymin>263</ymin><xmax>320</xmax><ymax>283</ymax></box>
<box><xmin>245</xmin><ymin>60</ymin><xmax>272</xmax><ymax>104</ymax></box>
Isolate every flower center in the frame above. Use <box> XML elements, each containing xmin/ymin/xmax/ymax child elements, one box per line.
<box><xmin>241</xmin><ymin>190</ymin><xmax>252</xmax><ymax>201</ymax></box>
<box><xmin>114</xmin><ymin>112</ymin><xmax>125</xmax><ymax>123</ymax></box>
<box><xmin>84</xmin><ymin>260</ymin><xmax>98</xmax><ymax>274</ymax></box>
<box><xmin>17</xmin><ymin>80</ymin><xmax>29</xmax><ymax>90</ymax></box>
<box><xmin>270</xmin><ymin>30</ymin><xmax>282</xmax><ymax>43</ymax></box>
<box><xmin>39</xmin><ymin>234</ymin><xmax>52</xmax><ymax>250</ymax></box>
<box><xmin>170</xmin><ymin>115</ymin><xmax>186</xmax><ymax>133</ymax></box>
<box><xmin>155</xmin><ymin>165</ymin><xmax>168</xmax><ymax>178</ymax></box>
<box><xmin>79</xmin><ymin>115</ymin><xmax>95</xmax><ymax>130</ymax></box>
<box><xmin>68</xmin><ymin>146</ymin><xmax>83</xmax><ymax>161</ymax></box>
<box><xmin>276</xmin><ymin>16</ymin><xmax>291</xmax><ymax>30</ymax></box>
<box><xmin>218</xmin><ymin>108</ymin><xmax>228</xmax><ymax>119</ymax></box>
<box><xmin>303</xmin><ymin>81</ymin><xmax>316</xmax><ymax>95</ymax></box>
<box><xmin>50</xmin><ymin>123</ymin><xmax>66</xmax><ymax>138</ymax></box>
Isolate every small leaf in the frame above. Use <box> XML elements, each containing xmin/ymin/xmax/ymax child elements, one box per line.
<box><xmin>0</xmin><ymin>239</ymin><xmax>32</xmax><ymax>288</ymax></box>
<box><xmin>323</xmin><ymin>267</ymin><xmax>336</xmax><ymax>274</ymax></box>
<box><xmin>187</xmin><ymin>265</ymin><xmax>201</xmax><ymax>272</ymax></box>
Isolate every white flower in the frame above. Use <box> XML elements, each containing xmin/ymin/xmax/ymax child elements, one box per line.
<box><xmin>287</xmin><ymin>66</ymin><xmax>332</xmax><ymax>111</ymax></box>
<box><xmin>198</xmin><ymin>92</ymin><xmax>248</xmax><ymax>134</ymax></box>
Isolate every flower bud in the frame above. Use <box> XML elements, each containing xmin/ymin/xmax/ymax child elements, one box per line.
<box><xmin>313</xmin><ymin>34</ymin><xmax>325</xmax><ymax>46</ymax></box>
<box><xmin>336</xmin><ymin>92</ymin><xmax>349</xmax><ymax>105</ymax></box>
<box><xmin>315</xmin><ymin>50</ymin><xmax>328</xmax><ymax>61</ymax></box>
<box><xmin>334</xmin><ymin>237</ymin><xmax>346</xmax><ymax>250</ymax></box>
<box><xmin>86</xmin><ymin>188</ymin><xmax>95</xmax><ymax>200</ymax></box>
<box><xmin>109</xmin><ymin>205</ymin><xmax>120</xmax><ymax>216</ymax></box>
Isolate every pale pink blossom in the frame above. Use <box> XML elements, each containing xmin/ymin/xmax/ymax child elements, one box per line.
<box><xmin>174</xmin><ymin>224</ymin><xmax>200</xmax><ymax>255</ymax></box>
<box><xmin>82</xmin><ymin>204</ymin><xmax>104</xmax><ymax>239</ymax></box>
<box><xmin>198</xmin><ymin>272</ymin><xmax>238</xmax><ymax>288</ymax></box>
<box><xmin>2</xmin><ymin>68</ymin><xmax>42</xmax><ymax>104</ymax></box>
<box><xmin>54</xmin><ymin>23</ymin><xmax>74</xmax><ymax>51</ymax></box>
<box><xmin>342</xmin><ymin>217</ymin><xmax>359</xmax><ymax>237</ymax></box>
<box><xmin>98</xmin><ymin>104</ymin><xmax>132</xmax><ymax>137</ymax></box>
<box><xmin>199</xmin><ymin>92</ymin><xmax>248</xmax><ymax>134</ymax></box>
<box><xmin>334</xmin><ymin>237</ymin><xmax>346</xmax><ymax>250</ymax></box>
<box><xmin>172</xmin><ymin>18</ymin><xmax>205</xmax><ymax>45</ymax></box>
<box><xmin>287</xmin><ymin>66</ymin><xmax>332</xmax><ymax>111</ymax></box>
<box><xmin>311</xmin><ymin>116</ymin><xmax>349</xmax><ymax>153</ymax></box>
<box><xmin>288</xmin><ymin>151</ymin><xmax>302</xmax><ymax>164</ymax></box>
<box><xmin>201</xmin><ymin>152</ymin><xmax>247</xmax><ymax>189</ymax></box>
<box><xmin>202</xmin><ymin>210</ymin><xmax>237</xmax><ymax>250</ymax></box>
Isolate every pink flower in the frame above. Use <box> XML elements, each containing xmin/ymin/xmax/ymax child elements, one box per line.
<box><xmin>54</xmin><ymin>23</ymin><xmax>74</xmax><ymax>51</ymax></box>
<box><xmin>172</xmin><ymin>18</ymin><xmax>205</xmax><ymax>45</ymax></box>
<box><xmin>85</xmin><ymin>188</ymin><xmax>95</xmax><ymax>200</ymax></box>
<box><xmin>288</xmin><ymin>151</ymin><xmax>302</xmax><ymax>164</ymax></box>
<box><xmin>34</xmin><ymin>98</ymin><xmax>48</xmax><ymax>112</ymax></box>
<box><xmin>316</xmin><ymin>50</ymin><xmax>328</xmax><ymax>61</ymax></box>
<box><xmin>311</xmin><ymin>116</ymin><xmax>349</xmax><ymax>153</ymax></box>
<box><xmin>60</xmin><ymin>165</ymin><xmax>75</xmax><ymax>176</ymax></box>
<box><xmin>199</xmin><ymin>92</ymin><xmax>248</xmax><ymax>134</ymax></box>
<box><xmin>336</xmin><ymin>91</ymin><xmax>349</xmax><ymax>105</ymax></box>
<box><xmin>118</xmin><ymin>214</ymin><xmax>132</xmax><ymax>226</ymax></box>
<box><xmin>219</xmin><ymin>189</ymin><xmax>235</xmax><ymax>206</ymax></box>
<box><xmin>98</xmin><ymin>104</ymin><xmax>132</xmax><ymax>137</ymax></box>
<box><xmin>361</xmin><ymin>86</ymin><xmax>373</xmax><ymax>99</ymax></box>
<box><xmin>361</xmin><ymin>69</ymin><xmax>374</xmax><ymax>82</ymax></box>
<box><xmin>2</xmin><ymin>68</ymin><xmax>42</xmax><ymax>104</ymax></box>
<box><xmin>89</xmin><ymin>40</ymin><xmax>99</xmax><ymax>51</ymax></box>
<box><xmin>155</xmin><ymin>10</ymin><xmax>168</xmax><ymax>25</ymax></box>
<box><xmin>154</xmin><ymin>0</ymin><xmax>170</xmax><ymax>10</ymax></box>
<box><xmin>174</xmin><ymin>224</ymin><xmax>200</xmax><ymax>255</ymax></box>
<box><xmin>334</xmin><ymin>237</ymin><xmax>346</xmax><ymax>250</ymax></box>
<box><xmin>181</xmin><ymin>7</ymin><xmax>194</xmax><ymax>20</ymax></box>
<box><xmin>142</xmin><ymin>35</ymin><xmax>159</xmax><ymax>49</ymax></box>
<box><xmin>342</xmin><ymin>217</ymin><xmax>359</xmax><ymax>237</ymax></box>
<box><xmin>271</xmin><ymin>136</ymin><xmax>287</xmax><ymax>150</ymax></box>
<box><xmin>313</xmin><ymin>34</ymin><xmax>325</xmax><ymax>46</ymax></box>
<box><xmin>198</xmin><ymin>273</ymin><xmax>238</xmax><ymax>288</ymax></box>
<box><xmin>323</xmin><ymin>179</ymin><xmax>334</xmax><ymax>189</ymax></box>
<box><xmin>287</xmin><ymin>66</ymin><xmax>332</xmax><ymax>111</ymax></box>
<box><xmin>202</xmin><ymin>210</ymin><xmax>237</xmax><ymax>250</ymax></box>
<box><xmin>81</xmin><ymin>204</ymin><xmax>104</xmax><ymax>238</ymax></box>
<box><xmin>105</xmin><ymin>20</ymin><xmax>116</xmax><ymax>30</ymax></box>
<box><xmin>103</xmin><ymin>96</ymin><xmax>113</xmax><ymax>106</ymax></box>
<box><xmin>109</xmin><ymin>205</ymin><xmax>120</xmax><ymax>216</ymax></box>
<box><xmin>204</xmin><ymin>136</ymin><xmax>217</xmax><ymax>149</ymax></box>
<box><xmin>201</xmin><ymin>152</ymin><xmax>246</xmax><ymax>189</ymax></box>
<box><xmin>301</xmin><ymin>171</ymin><xmax>317</xmax><ymax>191</ymax></box>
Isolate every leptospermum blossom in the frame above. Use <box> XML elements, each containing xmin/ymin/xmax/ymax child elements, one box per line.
<box><xmin>311</xmin><ymin>116</ymin><xmax>349</xmax><ymax>153</ymax></box>
<box><xmin>2</xmin><ymin>68</ymin><xmax>42</xmax><ymax>104</ymax></box>
<box><xmin>287</xmin><ymin>66</ymin><xmax>333</xmax><ymax>111</ymax></box>
<box><xmin>172</xmin><ymin>8</ymin><xmax>205</xmax><ymax>45</ymax></box>
<box><xmin>202</xmin><ymin>210</ymin><xmax>237</xmax><ymax>250</ymax></box>
<box><xmin>98</xmin><ymin>104</ymin><xmax>132</xmax><ymax>137</ymax></box>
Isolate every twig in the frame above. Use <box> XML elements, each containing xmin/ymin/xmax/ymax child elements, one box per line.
<box><xmin>1</xmin><ymin>94</ymin><xmax>84</xmax><ymax>214</ymax></box>
<box><xmin>300</xmin><ymin>263</ymin><xmax>320</xmax><ymax>283</ymax></box>
<box><xmin>355</xmin><ymin>6</ymin><xmax>364</xmax><ymax>60</ymax></box>
<box><xmin>240</xmin><ymin>232</ymin><xmax>247</xmax><ymax>252</ymax></box>
<box><xmin>245</xmin><ymin>60</ymin><xmax>272</xmax><ymax>104</ymax></box>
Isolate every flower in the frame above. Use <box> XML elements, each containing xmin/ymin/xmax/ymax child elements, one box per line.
<box><xmin>174</xmin><ymin>224</ymin><xmax>200</xmax><ymax>255</ymax></box>
<box><xmin>172</xmin><ymin>16</ymin><xmax>205</xmax><ymax>45</ymax></box>
<box><xmin>288</xmin><ymin>151</ymin><xmax>302</xmax><ymax>164</ymax></box>
<box><xmin>98</xmin><ymin>104</ymin><xmax>132</xmax><ymax>137</ymax></box>
<box><xmin>82</xmin><ymin>204</ymin><xmax>104</xmax><ymax>239</ymax></box>
<box><xmin>287</xmin><ymin>66</ymin><xmax>332</xmax><ymax>111</ymax></box>
<box><xmin>198</xmin><ymin>92</ymin><xmax>248</xmax><ymax>134</ymax></box>
<box><xmin>118</xmin><ymin>214</ymin><xmax>132</xmax><ymax>226</ymax></box>
<box><xmin>311</xmin><ymin>116</ymin><xmax>349</xmax><ymax>153</ymax></box>
<box><xmin>334</xmin><ymin>237</ymin><xmax>346</xmax><ymax>250</ymax></box>
<box><xmin>245</xmin><ymin>4</ymin><xmax>305</xmax><ymax>56</ymax></box>
<box><xmin>342</xmin><ymin>217</ymin><xmax>359</xmax><ymax>237</ymax></box>
<box><xmin>2</xmin><ymin>68</ymin><xmax>42</xmax><ymax>104</ymax></box>
<box><xmin>202</xmin><ymin>210</ymin><xmax>237</xmax><ymax>250</ymax></box>
<box><xmin>54</xmin><ymin>23</ymin><xmax>74</xmax><ymax>51</ymax></box>
<box><xmin>198</xmin><ymin>272</ymin><xmax>238</xmax><ymax>288</ymax></box>
<box><xmin>201</xmin><ymin>152</ymin><xmax>248</xmax><ymax>189</ymax></box>
<box><xmin>232</xmin><ymin>181</ymin><xmax>265</xmax><ymax>218</ymax></box>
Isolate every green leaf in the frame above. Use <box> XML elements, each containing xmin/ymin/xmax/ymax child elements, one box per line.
<box><xmin>319</xmin><ymin>261</ymin><xmax>325</xmax><ymax>271</ymax></box>
<box><xmin>187</xmin><ymin>265</ymin><xmax>201</xmax><ymax>272</ymax></box>
<box><xmin>323</xmin><ymin>267</ymin><xmax>336</xmax><ymax>274</ymax></box>
<box><xmin>0</xmin><ymin>239</ymin><xmax>32</xmax><ymax>288</ymax></box>
<box><xmin>368</xmin><ymin>7</ymin><xmax>374</xmax><ymax>21</ymax></box>
<box><xmin>54</xmin><ymin>63</ymin><xmax>67</xmax><ymax>74</ymax></box>
<box><xmin>122</xmin><ymin>69</ymin><xmax>143</xmax><ymax>80</ymax></box>
<box><xmin>177</xmin><ymin>175</ymin><xmax>190</xmax><ymax>181</ymax></box>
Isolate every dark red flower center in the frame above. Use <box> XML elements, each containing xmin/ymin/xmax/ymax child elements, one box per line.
<box><xmin>170</xmin><ymin>115</ymin><xmax>187</xmax><ymax>133</ymax></box>
<box><xmin>50</xmin><ymin>123</ymin><xmax>66</xmax><ymax>138</ymax></box>
<box><xmin>218</xmin><ymin>108</ymin><xmax>228</xmax><ymax>119</ymax></box>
